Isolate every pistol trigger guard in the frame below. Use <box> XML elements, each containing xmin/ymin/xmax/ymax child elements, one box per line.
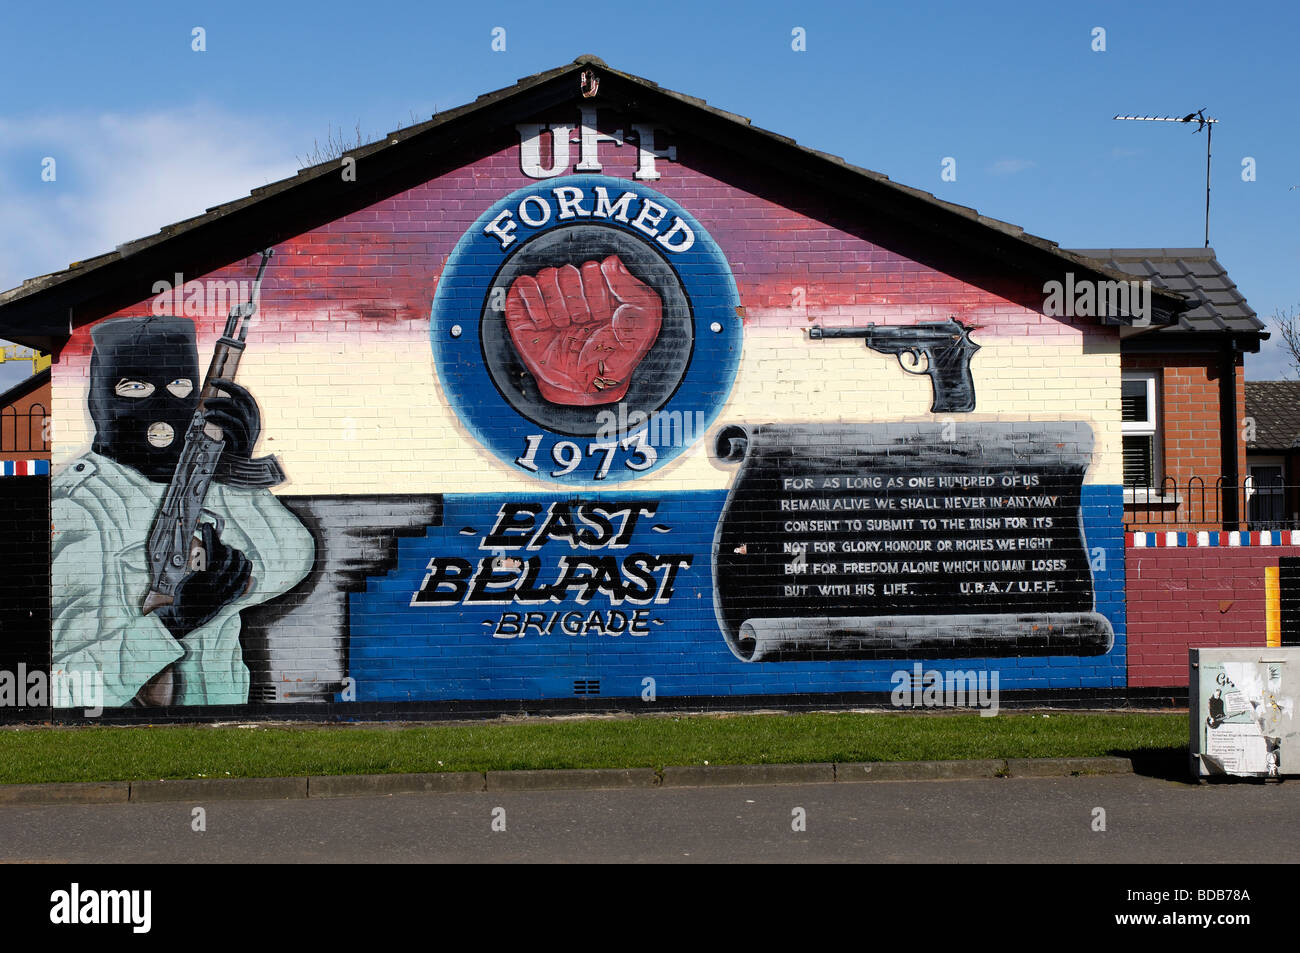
<box><xmin>896</xmin><ymin>347</ymin><xmax>927</xmax><ymax>375</ymax></box>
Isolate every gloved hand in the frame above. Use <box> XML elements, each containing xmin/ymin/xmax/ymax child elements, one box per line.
<box><xmin>505</xmin><ymin>255</ymin><xmax>663</xmax><ymax>406</ymax></box>
<box><xmin>203</xmin><ymin>378</ymin><xmax>261</xmax><ymax>459</ymax></box>
<box><xmin>155</xmin><ymin>522</ymin><xmax>253</xmax><ymax>638</ymax></box>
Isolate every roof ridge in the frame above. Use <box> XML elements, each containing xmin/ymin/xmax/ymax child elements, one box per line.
<box><xmin>0</xmin><ymin>55</ymin><xmax>1193</xmax><ymax>346</ymax></box>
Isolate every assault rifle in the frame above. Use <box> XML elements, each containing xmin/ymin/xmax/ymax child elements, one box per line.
<box><xmin>142</xmin><ymin>250</ymin><xmax>284</xmax><ymax>615</ymax></box>
<box><xmin>808</xmin><ymin>317</ymin><xmax>980</xmax><ymax>413</ymax></box>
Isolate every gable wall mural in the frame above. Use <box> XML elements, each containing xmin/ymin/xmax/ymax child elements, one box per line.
<box><xmin>43</xmin><ymin>105</ymin><xmax>1128</xmax><ymax>711</ymax></box>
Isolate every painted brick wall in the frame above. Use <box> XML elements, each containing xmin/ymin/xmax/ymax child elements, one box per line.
<box><xmin>33</xmin><ymin>102</ymin><xmax>1132</xmax><ymax>714</ymax></box>
<box><xmin>1126</xmin><ymin>544</ymin><xmax>1280</xmax><ymax>686</ymax></box>
<box><xmin>51</xmin><ymin>134</ymin><xmax>1126</xmax><ymax>492</ymax></box>
<box><xmin>0</xmin><ymin>476</ymin><xmax>51</xmax><ymax>714</ymax></box>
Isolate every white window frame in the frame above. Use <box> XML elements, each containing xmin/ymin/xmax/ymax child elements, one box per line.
<box><xmin>1121</xmin><ymin>371</ymin><xmax>1158</xmax><ymax>435</ymax></box>
<box><xmin>1121</xmin><ymin>370</ymin><xmax>1165</xmax><ymax>499</ymax></box>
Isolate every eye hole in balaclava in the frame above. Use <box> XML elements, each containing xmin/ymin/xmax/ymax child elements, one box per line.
<box><xmin>89</xmin><ymin>316</ymin><xmax>201</xmax><ymax>483</ymax></box>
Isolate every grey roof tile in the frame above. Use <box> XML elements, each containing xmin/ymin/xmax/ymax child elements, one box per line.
<box><xmin>1245</xmin><ymin>381</ymin><xmax>1300</xmax><ymax>449</ymax></box>
<box><xmin>1069</xmin><ymin>247</ymin><xmax>1263</xmax><ymax>334</ymax></box>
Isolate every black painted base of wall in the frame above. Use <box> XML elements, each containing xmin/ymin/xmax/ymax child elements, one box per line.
<box><xmin>0</xmin><ymin>476</ymin><xmax>50</xmax><ymax>720</ymax></box>
<box><xmin>2</xmin><ymin>686</ymin><xmax>1190</xmax><ymax>725</ymax></box>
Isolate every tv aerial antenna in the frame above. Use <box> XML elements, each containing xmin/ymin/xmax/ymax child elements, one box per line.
<box><xmin>1114</xmin><ymin>110</ymin><xmax>1219</xmax><ymax>248</ymax></box>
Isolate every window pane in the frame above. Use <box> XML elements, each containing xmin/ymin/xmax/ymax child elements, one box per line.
<box><xmin>1123</xmin><ymin>435</ymin><xmax>1154</xmax><ymax>487</ymax></box>
<box><xmin>1249</xmin><ymin>487</ymin><xmax>1284</xmax><ymax>523</ymax></box>
<box><xmin>1250</xmin><ymin>465</ymin><xmax>1283</xmax><ymax>489</ymax></box>
<box><xmin>1122</xmin><ymin>379</ymin><xmax>1149</xmax><ymax>424</ymax></box>
<box><xmin>1248</xmin><ymin>466</ymin><xmax>1285</xmax><ymax>525</ymax></box>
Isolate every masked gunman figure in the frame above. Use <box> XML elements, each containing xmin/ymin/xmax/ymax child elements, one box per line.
<box><xmin>52</xmin><ymin>316</ymin><xmax>314</xmax><ymax>706</ymax></box>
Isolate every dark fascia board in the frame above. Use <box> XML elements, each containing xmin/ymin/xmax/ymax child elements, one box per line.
<box><xmin>1121</xmin><ymin>329</ymin><xmax>1264</xmax><ymax>355</ymax></box>
<box><xmin>0</xmin><ymin>55</ymin><xmax>1187</xmax><ymax>354</ymax></box>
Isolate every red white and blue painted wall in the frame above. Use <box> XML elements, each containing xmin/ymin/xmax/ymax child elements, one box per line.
<box><xmin>7</xmin><ymin>62</ymin><xmax>1253</xmax><ymax>717</ymax></box>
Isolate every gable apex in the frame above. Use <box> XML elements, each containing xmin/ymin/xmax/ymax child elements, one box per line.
<box><xmin>0</xmin><ymin>55</ymin><xmax>1186</xmax><ymax>353</ymax></box>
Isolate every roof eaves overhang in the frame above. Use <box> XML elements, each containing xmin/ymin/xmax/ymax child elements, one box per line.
<box><xmin>0</xmin><ymin>55</ymin><xmax>1187</xmax><ymax>354</ymax></box>
<box><xmin>1121</xmin><ymin>328</ymin><xmax>1268</xmax><ymax>355</ymax></box>
<box><xmin>0</xmin><ymin>60</ymin><xmax>594</xmax><ymax>353</ymax></box>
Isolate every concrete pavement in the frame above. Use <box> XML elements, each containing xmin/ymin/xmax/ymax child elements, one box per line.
<box><xmin>0</xmin><ymin>772</ymin><xmax>1291</xmax><ymax>863</ymax></box>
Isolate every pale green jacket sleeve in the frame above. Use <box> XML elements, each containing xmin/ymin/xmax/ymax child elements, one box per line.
<box><xmin>51</xmin><ymin>495</ymin><xmax>184</xmax><ymax>708</ymax></box>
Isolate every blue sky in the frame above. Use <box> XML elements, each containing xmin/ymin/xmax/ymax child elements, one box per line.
<box><xmin>1</xmin><ymin>0</ymin><xmax>1297</xmax><ymax>394</ymax></box>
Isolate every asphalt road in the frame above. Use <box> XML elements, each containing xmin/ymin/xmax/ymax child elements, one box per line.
<box><xmin>0</xmin><ymin>772</ymin><xmax>1294</xmax><ymax>863</ymax></box>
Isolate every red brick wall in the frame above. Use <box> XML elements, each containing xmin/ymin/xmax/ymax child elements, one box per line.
<box><xmin>1126</xmin><ymin>544</ymin><xmax>1279</xmax><ymax>686</ymax></box>
<box><xmin>0</xmin><ymin>377</ymin><xmax>50</xmax><ymax>461</ymax></box>
<box><xmin>1123</xmin><ymin>352</ymin><xmax>1246</xmax><ymax>531</ymax></box>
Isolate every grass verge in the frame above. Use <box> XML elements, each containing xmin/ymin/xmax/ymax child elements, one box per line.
<box><xmin>0</xmin><ymin>711</ymin><xmax>1187</xmax><ymax>785</ymax></box>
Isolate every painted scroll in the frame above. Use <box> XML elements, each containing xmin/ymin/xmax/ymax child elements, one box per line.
<box><xmin>712</xmin><ymin>422</ymin><xmax>1114</xmax><ymax>661</ymax></box>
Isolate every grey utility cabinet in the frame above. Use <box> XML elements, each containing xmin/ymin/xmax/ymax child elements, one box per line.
<box><xmin>1190</xmin><ymin>647</ymin><xmax>1298</xmax><ymax>778</ymax></box>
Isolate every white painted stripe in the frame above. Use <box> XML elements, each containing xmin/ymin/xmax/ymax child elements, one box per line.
<box><xmin>1128</xmin><ymin>529</ymin><xmax>1300</xmax><ymax>548</ymax></box>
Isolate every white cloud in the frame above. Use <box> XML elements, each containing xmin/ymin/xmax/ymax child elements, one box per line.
<box><xmin>0</xmin><ymin>105</ymin><xmax>301</xmax><ymax>294</ymax></box>
<box><xmin>1246</xmin><ymin>331</ymin><xmax>1297</xmax><ymax>381</ymax></box>
<box><xmin>988</xmin><ymin>158</ymin><xmax>1036</xmax><ymax>176</ymax></box>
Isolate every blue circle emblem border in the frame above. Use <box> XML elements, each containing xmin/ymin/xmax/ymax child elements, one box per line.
<box><xmin>431</xmin><ymin>174</ymin><xmax>743</xmax><ymax>485</ymax></box>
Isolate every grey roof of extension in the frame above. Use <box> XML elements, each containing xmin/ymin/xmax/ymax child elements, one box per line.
<box><xmin>1067</xmin><ymin>248</ymin><xmax>1263</xmax><ymax>334</ymax></box>
<box><xmin>1245</xmin><ymin>381</ymin><xmax>1300</xmax><ymax>450</ymax></box>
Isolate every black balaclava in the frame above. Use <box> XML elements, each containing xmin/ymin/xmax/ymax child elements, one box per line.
<box><xmin>89</xmin><ymin>316</ymin><xmax>201</xmax><ymax>483</ymax></box>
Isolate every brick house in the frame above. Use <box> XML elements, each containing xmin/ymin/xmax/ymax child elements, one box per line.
<box><xmin>0</xmin><ymin>55</ymin><xmax>1284</xmax><ymax>716</ymax></box>
<box><xmin>0</xmin><ymin>367</ymin><xmax>50</xmax><ymax>471</ymax></box>
<box><xmin>1068</xmin><ymin>249</ymin><xmax>1266</xmax><ymax>532</ymax></box>
<box><xmin>0</xmin><ymin>367</ymin><xmax>51</xmax><ymax>701</ymax></box>
<box><xmin>1080</xmin><ymin>256</ymin><xmax>1291</xmax><ymax>685</ymax></box>
<box><xmin>1244</xmin><ymin>381</ymin><xmax>1300</xmax><ymax>528</ymax></box>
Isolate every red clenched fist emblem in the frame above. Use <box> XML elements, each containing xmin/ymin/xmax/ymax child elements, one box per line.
<box><xmin>504</xmin><ymin>255</ymin><xmax>663</xmax><ymax>406</ymax></box>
